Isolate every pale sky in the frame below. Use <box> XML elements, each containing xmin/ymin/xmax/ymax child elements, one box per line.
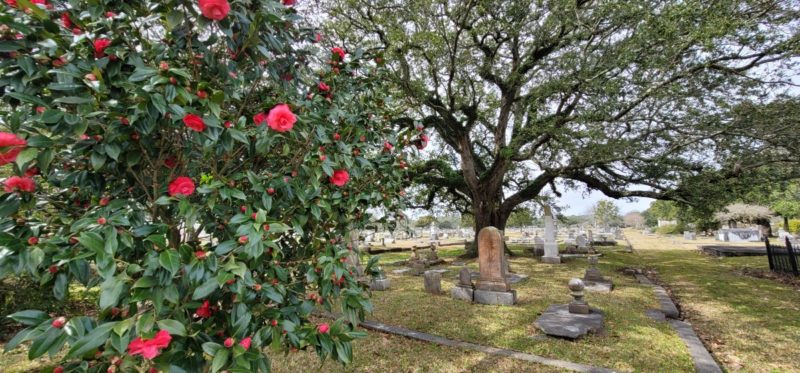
<box><xmin>555</xmin><ymin>188</ymin><xmax>653</xmax><ymax>216</ymax></box>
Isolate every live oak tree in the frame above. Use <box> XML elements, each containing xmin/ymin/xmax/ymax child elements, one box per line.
<box><xmin>0</xmin><ymin>0</ymin><xmax>414</xmax><ymax>371</ymax></box>
<box><xmin>324</xmin><ymin>0</ymin><xmax>800</xmax><ymax>256</ymax></box>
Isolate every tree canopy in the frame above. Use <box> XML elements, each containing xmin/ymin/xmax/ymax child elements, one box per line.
<box><xmin>324</xmin><ymin>0</ymin><xmax>800</xmax><ymax>255</ymax></box>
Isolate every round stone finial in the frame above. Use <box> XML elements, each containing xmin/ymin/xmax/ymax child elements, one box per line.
<box><xmin>568</xmin><ymin>278</ymin><xmax>585</xmax><ymax>292</ymax></box>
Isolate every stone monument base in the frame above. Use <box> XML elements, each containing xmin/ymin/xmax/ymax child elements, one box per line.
<box><xmin>370</xmin><ymin>278</ymin><xmax>391</xmax><ymax>291</ymax></box>
<box><xmin>473</xmin><ymin>289</ymin><xmax>517</xmax><ymax>305</ymax></box>
<box><xmin>541</xmin><ymin>255</ymin><xmax>561</xmax><ymax>264</ymax></box>
<box><xmin>451</xmin><ymin>285</ymin><xmax>474</xmax><ymax>302</ymax></box>
<box><xmin>534</xmin><ymin>304</ymin><xmax>604</xmax><ymax>339</ymax></box>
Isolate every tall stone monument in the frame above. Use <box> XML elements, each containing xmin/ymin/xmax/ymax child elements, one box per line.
<box><xmin>541</xmin><ymin>205</ymin><xmax>561</xmax><ymax>264</ymax></box>
<box><xmin>474</xmin><ymin>227</ymin><xmax>517</xmax><ymax>305</ymax></box>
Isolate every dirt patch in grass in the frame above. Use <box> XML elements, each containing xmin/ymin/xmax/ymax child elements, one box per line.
<box><xmin>736</xmin><ymin>267</ymin><xmax>800</xmax><ymax>290</ymax></box>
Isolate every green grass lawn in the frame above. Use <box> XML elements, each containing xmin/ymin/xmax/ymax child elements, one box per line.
<box><xmin>617</xmin><ymin>231</ymin><xmax>800</xmax><ymax>372</ymax></box>
<box><xmin>3</xmin><ymin>231</ymin><xmax>798</xmax><ymax>372</ymax></box>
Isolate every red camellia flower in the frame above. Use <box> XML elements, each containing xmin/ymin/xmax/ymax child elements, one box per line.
<box><xmin>416</xmin><ymin>134</ymin><xmax>429</xmax><ymax>150</ymax></box>
<box><xmin>223</xmin><ymin>121</ymin><xmax>233</xmax><ymax>128</ymax></box>
<box><xmin>0</xmin><ymin>132</ymin><xmax>27</xmax><ymax>165</ymax></box>
<box><xmin>105</xmin><ymin>11</ymin><xmax>116</xmax><ymax>18</ymax></box>
<box><xmin>195</xmin><ymin>250</ymin><xmax>207</xmax><ymax>260</ymax></box>
<box><xmin>224</xmin><ymin>337</ymin><xmax>234</xmax><ymax>348</ymax></box>
<box><xmin>27</xmin><ymin>237</ymin><xmax>38</xmax><ymax>245</ymax></box>
<box><xmin>331</xmin><ymin>47</ymin><xmax>345</xmax><ymax>60</ymax></box>
<box><xmin>168</xmin><ymin>177</ymin><xmax>195</xmax><ymax>197</ymax></box>
<box><xmin>383</xmin><ymin>141</ymin><xmax>394</xmax><ymax>152</ymax></box>
<box><xmin>51</xmin><ymin>317</ymin><xmax>66</xmax><ymax>329</ymax></box>
<box><xmin>266</xmin><ymin>104</ymin><xmax>296</xmax><ymax>132</ymax></box>
<box><xmin>198</xmin><ymin>0</ymin><xmax>230</xmax><ymax>21</ymax></box>
<box><xmin>253</xmin><ymin>112</ymin><xmax>267</xmax><ymax>126</ymax></box>
<box><xmin>61</xmin><ymin>13</ymin><xmax>72</xmax><ymax>28</ymax></box>
<box><xmin>48</xmin><ymin>265</ymin><xmax>58</xmax><ymax>274</ymax></box>
<box><xmin>99</xmin><ymin>197</ymin><xmax>110</xmax><ymax>206</ymax></box>
<box><xmin>97</xmin><ymin>217</ymin><xmax>107</xmax><ymax>225</ymax></box>
<box><xmin>238</xmin><ymin>235</ymin><xmax>248</xmax><ymax>244</ymax></box>
<box><xmin>195</xmin><ymin>300</ymin><xmax>212</xmax><ymax>318</ymax></box>
<box><xmin>239</xmin><ymin>336</ymin><xmax>252</xmax><ymax>349</ymax></box>
<box><xmin>318</xmin><ymin>323</ymin><xmax>330</xmax><ymax>334</ymax></box>
<box><xmin>24</xmin><ymin>167</ymin><xmax>39</xmax><ymax>177</ymax></box>
<box><xmin>164</xmin><ymin>156</ymin><xmax>178</xmax><ymax>169</ymax></box>
<box><xmin>318</xmin><ymin>82</ymin><xmax>330</xmax><ymax>91</ymax></box>
<box><xmin>93</xmin><ymin>38</ymin><xmax>112</xmax><ymax>58</ymax></box>
<box><xmin>127</xmin><ymin>330</ymin><xmax>172</xmax><ymax>360</ymax></box>
<box><xmin>4</xmin><ymin>176</ymin><xmax>35</xmax><ymax>193</ymax></box>
<box><xmin>333</xmin><ymin>133</ymin><xmax>341</xmax><ymax>141</ymax></box>
<box><xmin>54</xmin><ymin>367</ymin><xmax>64</xmax><ymax>373</ymax></box>
<box><xmin>329</xmin><ymin>169</ymin><xmax>349</xmax><ymax>187</ymax></box>
<box><xmin>282</xmin><ymin>0</ymin><xmax>295</xmax><ymax>6</ymax></box>
<box><xmin>182</xmin><ymin>114</ymin><xmax>206</xmax><ymax>132</ymax></box>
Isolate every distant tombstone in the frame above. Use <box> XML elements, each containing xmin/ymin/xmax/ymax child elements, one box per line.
<box><xmin>583</xmin><ymin>255</ymin><xmax>603</xmax><ymax>282</ymax></box>
<box><xmin>576</xmin><ymin>235</ymin><xmax>588</xmax><ymax>249</ymax></box>
<box><xmin>423</xmin><ymin>270</ymin><xmax>442</xmax><ymax>294</ymax></box>
<box><xmin>683</xmin><ymin>231</ymin><xmax>696</xmax><ymax>240</ymax></box>
<box><xmin>451</xmin><ymin>266</ymin><xmax>474</xmax><ymax>301</ymax></box>
<box><xmin>533</xmin><ymin>236</ymin><xmax>544</xmax><ymax>251</ymax></box>
<box><xmin>370</xmin><ymin>271</ymin><xmax>391</xmax><ymax>291</ymax></box>
<box><xmin>473</xmin><ymin>227</ymin><xmax>517</xmax><ymax>305</ymax></box>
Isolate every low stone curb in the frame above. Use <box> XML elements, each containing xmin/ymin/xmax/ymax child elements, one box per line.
<box><xmin>669</xmin><ymin>319</ymin><xmax>724</xmax><ymax>373</ymax></box>
<box><xmin>319</xmin><ymin>312</ymin><xmax>616</xmax><ymax>373</ymax></box>
<box><xmin>634</xmin><ymin>275</ymin><xmax>722</xmax><ymax>373</ymax></box>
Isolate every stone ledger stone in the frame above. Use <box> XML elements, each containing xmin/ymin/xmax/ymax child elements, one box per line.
<box><xmin>473</xmin><ymin>227</ymin><xmax>517</xmax><ymax>305</ymax></box>
<box><xmin>534</xmin><ymin>304</ymin><xmax>604</xmax><ymax>339</ymax></box>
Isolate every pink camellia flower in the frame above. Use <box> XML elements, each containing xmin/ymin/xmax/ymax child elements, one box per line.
<box><xmin>253</xmin><ymin>112</ymin><xmax>268</xmax><ymax>126</ymax></box>
<box><xmin>331</xmin><ymin>47</ymin><xmax>345</xmax><ymax>60</ymax></box>
<box><xmin>168</xmin><ymin>177</ymin><xmax>195</xmax><ymax>197</ymax></box>
<box><xmin>239</xmin><ymin>336</ymin><xmax>252</xmax><ymax>349</ymax></box>
<box><xmin>51</xmin><ymin>317</ymin><xmax>66</xmax><ymax>329</ymax></box>
<box><xmin>105</xmin><ymin>11</ymin><xmax>116</xmax><ymax>18</ymax></box>
<box><xmin>315</xmin><ymin>33</ymin><xmax>322</xmax><ymax>43</ymax></box>
<box><xmin>4</xmin><ymin>0</ymin><xmax>18</xmax><ymax>8</ymax></box>
<box><xmin>195</xmin><ymin>300</ymin><xmax>212</xmax><ymax>318</ymax></box>
<box><xmin>0</xmin><ymin>132</ymin><xmax>27</xmax><ymax>166</ymax></box>
<box><xmin>383</xmin><ymin>141</ymin><xmax>393</xmax><ymax>152</ymax></box>
<box><xmin>128</xmin><ymin>330</ymin><xmax>172</xmax><ymax>360</ymax></box>
<box><xmin>182</xmin><ymin>114</ymin><xmax>206</xmax><ymax>132</ymax></box>
<box><xmin>93</xmin><ymin>38</ymin><xmax>112</xmax><ymax>58</ymax></box>
<box><xmin>329</xmin><ymin>170</ymin><xmax>349</xmax><ymax>187</ymax></box>
<box><xmin>224</xmin><ymin>337</ymin><xmax>234</xmax><ymax>348</ymax></box>
<box><xmin>4</xmin><ymin>176</ymin><xmax>35</xmax><ymax>193</ymax></box>
<box><xmin>317</xmin><ymin>323</ymin><xmax>330</xmax><ymax>334</ymax></box>
<box><xmin>266</xmin><ymin>104</ymin><xmax>296</xmax><ymax>132</ymax></box>
<box><xmin>198</xmin><ymin>0</ymin><xmax>230</xmax><ymax>21</ymax></box>
<box><xmin>318</xmin><ymin>82</ymin><xmax>330</xmax><ymax>92</ymax></box>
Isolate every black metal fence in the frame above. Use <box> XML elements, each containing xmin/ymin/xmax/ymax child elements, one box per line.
<box><xmin>764</xmin><ymin>237</ymin><xmax>800</xmax><ymax>276</ymax></box>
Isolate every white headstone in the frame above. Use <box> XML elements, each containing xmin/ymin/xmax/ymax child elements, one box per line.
<box><xmin>542</xmin><ymin>205</ymin><xmax>560</xmax><ymax>264</ymax></box>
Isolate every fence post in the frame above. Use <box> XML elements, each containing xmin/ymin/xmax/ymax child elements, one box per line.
<box><xmin>785</xmin><ymin>237</ymin><xmax>799</xmax><ymax>276</ymax></box>
<box><xmin>765</xmin><ymin>237</ymin><xmax>774</xmax><ymax>271</ymax></box>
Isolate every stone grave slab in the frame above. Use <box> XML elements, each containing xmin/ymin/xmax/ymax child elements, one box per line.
<box><xmin>534</xmin><ymin>304</ymin><xmax>604</xmax><ymax>339</ymax></box>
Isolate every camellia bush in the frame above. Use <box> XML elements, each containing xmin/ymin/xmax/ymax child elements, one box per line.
<box><xmin>0</xmin><ymin>0</ymin><xmax>426</xmax><ymax>371</ymax></box>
